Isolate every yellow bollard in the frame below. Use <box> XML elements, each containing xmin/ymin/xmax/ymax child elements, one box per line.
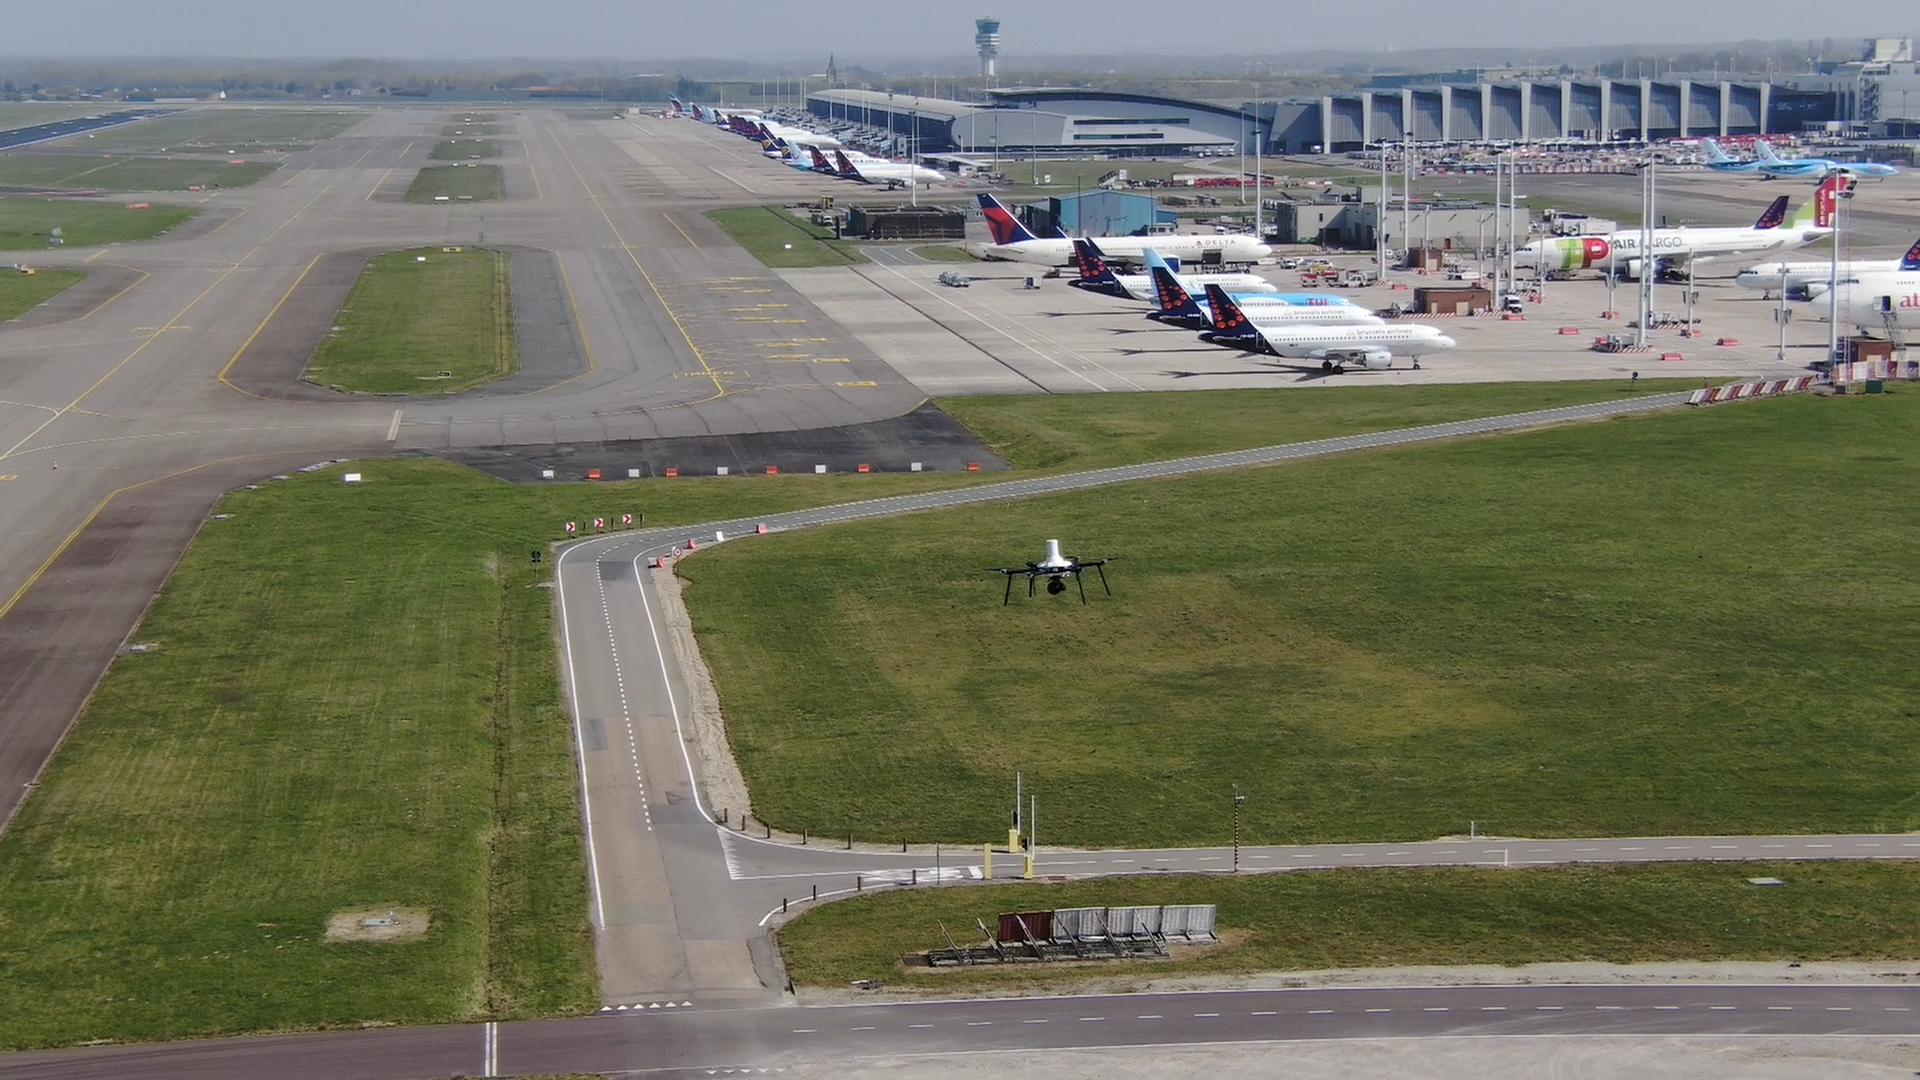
<box><xmin>983</xmin><ymin>845</ymin><xmax>993</xmax><ymax>880</ymax></box>
<box><xmin>1023</xmin><ymin>853</ymin><xmax>1034</xmax><ymax>880</ymax></box>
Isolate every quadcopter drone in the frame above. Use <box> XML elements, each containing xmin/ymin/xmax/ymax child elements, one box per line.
<box><xmin>988</xmin><ymin>539</ymin><xmax>1115</xmax><ymax>605</ymax></box>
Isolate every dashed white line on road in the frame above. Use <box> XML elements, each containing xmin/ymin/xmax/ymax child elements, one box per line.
<box><xmin>1136</xmin><ymin>1015</ymin><xmax>1162</xmax><ymax>1020</ymax></box>
<box><xmin>1481</xmin><ymin>1006</ymin><xmax>1507</xmax><ymax>1011</ymax></box>
<box><xmin>1194</xmin><ymin>1013</ymin><xmax>1220</xmax><ymax>1018</ymax></box>
<box><xmin>1537</xmin><ymin>1006</ymin><xmax>1564</xmax><ymax>1011</ymax></box>
<box><xmin>1767</xmin><ymin>1006</ymin><xmax>1793</xmax><ymax>1011</ymax></box>
<box><xmin>909</xmin><ymin>1023</ymin><xmax>933</xmax><ymax>1029</ymax></box>
<box><xmin>850</xmin><ymin>1026</ymin><xmax>874</xmax><ymax>1031</ymax></box>
<box><xmin>1710</xmin><ymin>1006</ymin><xmax>1737</xmax><ymax>1011</ymax></box>
<box><xmin>965</xmin><ymin>1021</ymin><xmax>992</xmax><ymax>1026</ymax></box>
<box><xmin>1023</xmin><ymin>1019</ymin><xmax>1048</xmax><ymax>1024</ymax></box>
<box><xmin>1424</xmin><ymin>1007</ymin><xmax>1449</xmax><ymax>1012</ymax></box>
<box><xmin>1655</xmin><ymin>1006</ymin><xmax>1680</xmax><ymax>1011</ymax></box>
<box><xmin>1079</xmin><ymin>1017</ymin><xmax>1105</xmax><ymax>1022</ymax></box>
<box><xmin>1309</xmin><ymin>1010</ymin><xmax>1334</xmax><ymax>1015</ymax></box>
<box><xmin>1366</xmin><ymin>1008</ymin><xmax>1391</xmax><ymax>1014</ymax></box>
<box><xmin>1252</xmin><ymin>1011</ymin><xmax>1277</xmax><ymax>1017</ymax></box>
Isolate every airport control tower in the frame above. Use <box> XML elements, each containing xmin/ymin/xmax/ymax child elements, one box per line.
<box><xmin>975</xmin><ymin>17</ymin><xmax>1001</xmax><ymax>79</ymax></box>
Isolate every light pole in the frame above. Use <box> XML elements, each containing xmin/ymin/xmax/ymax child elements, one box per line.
<box><xmin>1231</xmin><ymin>785</ymin><xmax>1246</xmax><ymax>872</ymax></box>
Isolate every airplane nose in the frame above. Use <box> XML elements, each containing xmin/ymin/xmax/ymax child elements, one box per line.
<box><xmin>1436</xmin><ymin>335</ymin><xmax>1457</xmax><ymax>350</ymax></box>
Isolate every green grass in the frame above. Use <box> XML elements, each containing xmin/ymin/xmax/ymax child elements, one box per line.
<box><xmin>708</xmin><ymin>205</ymin><xmax>868</xmax><ymax>267</ymax></box>
<box><xmin>406</xmin><ymin>164</ymin><xmax>504</xmax><ymax>203</ymax></box>
<box><xmin>0</xmin><ymin>153</ymin><xmax>277</xmax><ymax>191</ymax></box>
<box><xmin>49</xmin><ymin>109</ymin><xmax>363</xmax><ymax>153</ymax></box>
<box><xmin>908</xmin><ymin>244</ymin><xmax>977</xmax><ymax>262</ymax></box>
<box><xmin>937</xmin><ymin>381</ymin><xmax>1696</xmax><ymax>471</ymax></box>
<box><xmin>0</xmin><ymin>267</ymin><xmax>84</xmax><ymax>320</ymax></box>
<box><xmin>0</xmin><ymin>458</ymin><xmax>1034</xmax><ymax>1051</ymax></box>
<box><xmin>0</xmin><ymin>103</ymin><xmax>112</xmax><ymax>133</ymax></box>
<box><xmin>306</xmin><ymin>248</ymin><xmax>514</xmax><ymax>395</ymax></box>
<box><xmin>680</xmin><ymin>393</ymin><xmax>1920</xmax><ymax>847</ymax></box>
<box><xmin>779</xmin><ymin>862</ymin><xmax>1920</xmax><ymax>990</ymax></box>
<box><xmin>431</xmin><ymin>138</ymin><xmax>500</xmax><ymax>161</ymax></box>
<box><xmin>0</xmin><ymin>197</ymin><xmax>196</xmax><ymax>248</ymax></box>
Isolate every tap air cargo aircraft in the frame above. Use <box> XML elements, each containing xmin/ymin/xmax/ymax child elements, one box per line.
<box><xmin>977</xmin><ymin>193</ymin><xmax>1272</xmax><ymax>267</ymax></box>
<box><xmin>1146</xmin><ymin>267</ymin><xmax>1378</xmax><ymax>330</ymax></box>
<box><xmin>1068</xmin><ymin>241</ymin><xmax>1277</xmax><ymax>300</ymax></box>
<box><xmin>1806</xmin><ymin>238</ymin><xmax>1920</xmax><ymax>331</ymax></box>
<box><xmin>1516</xmin><ymin>177</ymin><xmax>1839</xmax><ymax>279</ymax></box>
<box><xmin>1197</xmin><ymin>285</ymin><xmax>1451</xmax><ymax>371</ymax></box>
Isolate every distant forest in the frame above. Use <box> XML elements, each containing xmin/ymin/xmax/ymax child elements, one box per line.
<box><xmin>0</xmin><ymin>39</ymin><xmax>1891</xmax><ymax>105</ymax></box>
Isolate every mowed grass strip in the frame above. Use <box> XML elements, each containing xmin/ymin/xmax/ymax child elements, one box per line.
<box><xmin>54</xmin><ymin>109</ymin><xmax>363</xmax><ymax>152</ymax></box>
<box><xmin>0</xmin><ymin>197</ymin><xmax>196</xmax><ymax>249</ymax></box>
<box><xmin>0</xmin><ymin>267</ymin><xmax>84</xmax><ymax>320</ymax></box>
<box><xmin>680</xmin><ymin>394</ymin><xmax>1920</xmax><ymax>847</ymax></box>
<box><xmin>407</xmin><ymin>164</ymin><xmax>504</xmax><ymax>203</ymax></box>
<box><xmin>779</xmin><ymin>862</ymin><xmax>1920</xmax><ymax>990</ymax></box>
<box><xmin>306</xmin><ymin>248</ymin><xmax>514</xmax><ymax>395</ymax></box>
<box><xmin>708</xmin><ymin>205</ymin><xmax>868</xmax><ymax>267</ymax></box>
<box><xmin>0</xmin><ymin>461</ymin><xmax>599</xmax><ymax>1050</ymax></box>
<box><xmin>938</xmin><ymin>381</ymin><xmax>1698</xmax><ymax>470</ymax></box>
<box><xmin>0</xmin><ymin>153</ymin><xmax>277</xmax><ymax>191</ymax></box>
<box><xmin>431</xmin><ymin>138</ymin><xmax>500</xmax><ymax>161</ymax></box>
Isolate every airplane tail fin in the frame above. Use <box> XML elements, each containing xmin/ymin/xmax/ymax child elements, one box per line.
<box><xmin>1756</xmin><ymin>140</ymin><xmax>1784</xmax><ymax>163</ymax></box>
<box><xmin>1901</xmin><ymin>236</ymin><xmax>1920</xmax><ymax>272</ymax></box>
<box><xmin>668</xmin><ymin>96</ymin><xmax>685</xmax><ymax>115</ymax></box>
<box><xmin>1069</xmin><ymin>239</ymin><xmax>1119</xmax><ymax>287</ymax></box>
<box><xmin>1703</xmin><ymin>138</ymin><xmax>1733</xmax><ymax>164</ymax></box>
<box><xmin>976</xmin><ymin>193</ymin><xmax>1041</xmax><ymax>245</ymax></box>
<box><xmin>1201</xmin><ymin>283</ymin><xmax>1258</xmax><ymax>342</ymax></box>
<box><xmin>1798</xmin><ymin>173</ymin><xmax>1847</xmax><ymax>230</ymax></box>
<box><xmin>808</xmin><ymin>146</ymin><xmax>836</xmax><ymax>173</ymax></box>
<box><xmin>831</xmin><ymin>149</ymin><xmax>863</xmax><ymax>179</ymax></box>
<box><xmin>1148</xmin><ymin>266</ymin><xmax>1206</xmax><ymax>321</ymax></box>
<box><xmin>1752</xmin><ymin>195</ymin><xmax>1789</xmax><ymax>229</ymax></box>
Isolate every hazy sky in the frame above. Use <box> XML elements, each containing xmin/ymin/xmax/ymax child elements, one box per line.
<box><xmin>6</xmin><ymin>0</ymin><xmax>1915</xmax><ymax>60</ymax></box>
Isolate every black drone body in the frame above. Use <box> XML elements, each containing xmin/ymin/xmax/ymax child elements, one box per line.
<box><xmin>988</xmin><ymin>539</ymin><xmax>1115</xmax><ymax>605</ymax></box>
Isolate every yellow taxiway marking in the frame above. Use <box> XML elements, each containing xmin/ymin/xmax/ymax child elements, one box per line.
<box><xmin>764</xmin><ymin>354</ymin><xmax>811</xmax><ymax>359</ymax></box>
<box><xmin>836</xmin><ymin>380</ymin><xmax>878</xmax><ymax>387</ymax></box>
<box><xmin>662</xmin><ymin>212</ymin><xmax>702</xmax><ymax>253</ymax></box>
<box><xmin>735</xmin><ymin>316</ymin><xmax>773</xmax><ymax>321</ymax></box>
<box><xmin>773</xmin><ymin>318</ymin><xmax>807</xmax><ymax>324</ymax></box>
<box><xmin>72</xmin><ymin>266</ymin><xmax>149</xmax><ymax>323</ymax></box>
<box><xmin>0</xmin><ymin>475</ymin><xmax>16</xmax><ymax>481</ymax></box>
<box><xmin>813</xmin><ymin>357</ymin><xmax>851</xmax><ymax>363</ymax></box>
<box><xmin>682</xmin><ymin>371</ymin><xmax>736</xmax><ymax>378</ymax></box>
<box><xmin>554</xmin><ymin>135</ymin><xmax>725</xmax><ymax>399</ymax></box>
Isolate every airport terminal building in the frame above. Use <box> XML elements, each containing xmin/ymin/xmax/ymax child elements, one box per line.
<box><xmin>809</xmin><ymin>79</ymin><xmax>1840</xmax><ymax>158</ymax></box>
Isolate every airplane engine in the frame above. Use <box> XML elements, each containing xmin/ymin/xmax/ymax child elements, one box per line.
<box><xmin>1789</xmin><ymin>282</ymin><xmax>1827</xmax><ymax>301</ymax></box>
<box><xmin>1360</xmin><ymin>350</ymin><xmax>1393</xmax><ymax>370</ymax></box>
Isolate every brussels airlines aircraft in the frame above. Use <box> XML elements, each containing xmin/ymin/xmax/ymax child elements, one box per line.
<box><xmin>1813</xmin><ymin>237</ymin><xmax>1920</xmax><ymax>331</ymax></box>
<box><xmin>1067</xmin><ymin>241</ymin><xmax>1277</xmax><ymax>300</ymax></box>
<box><xmin>1197</xmin><ymin>285</ymin><xmax>1452</xmax><ymax>371</ymax></box>
<box><xmin>1145</xmin><ymin>267</ymin><xmax>1376</xmax><ymax>330</ymax></box>
<box><xmin>977</xmin><ymin>193</ymin><xmax>1271</xmax><ymax>266</ymax></box>
<box><xmin>1735</xmin><ymin>258</ymin><xmax>1900</xmax><ymax>298</ymax></box>
<box><xmin>1515</xmin><ymin>179</ymin><xmax>1837</xmax><ymax>278</ymax></box>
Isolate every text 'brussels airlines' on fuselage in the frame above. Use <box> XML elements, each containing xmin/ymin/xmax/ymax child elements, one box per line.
<box><xmin>1514</xmin><ymin>176</ymin><xmax>1841</xmax><ymax>278</ymax></box>
<box><xmin>976</xmin><ymin>193</ymin><xmax>1271</xmax><ymax>267</ymax></box>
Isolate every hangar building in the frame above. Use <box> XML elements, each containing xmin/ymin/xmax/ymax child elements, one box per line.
<box><xmin>807</xmin><ymin>88</ymin><xmax>1251</xmax><ymax>156</ymax></box>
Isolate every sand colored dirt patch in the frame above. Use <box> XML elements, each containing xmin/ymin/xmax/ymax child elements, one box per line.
<box><xmin>325</xmin><ymin>906</ymin><xmax>430</xmax><ymax>943</ymax></box>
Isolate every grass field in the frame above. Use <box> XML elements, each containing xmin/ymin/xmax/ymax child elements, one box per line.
<box><xmin>935</xmin><ymin>381</ymin><xmax>1693</xmax><ymax>471</ymax></box>
<box><xmin>0</xmin><ymin>267</ymin><xmax>84</xmax><ymax>321</ymax></box>
<box><xmin>0</xmin><ymin>197</ymin><xmax>196</xmax><ymax>249</ymax></box>
<box><xmin>0</xmin><ymin>454</ymin><xmax>1099</xmax><ymax>1049</ymax></box>
<box><xmin>306</xmin><ymin>248</ymin><xmax>515</xmax><ymax>395</ymax></box>
<box><xmin>431</xmin><ymin>138</ymin><xmax>500</xmax><ymax>161</ymax></box>
<box><xmin>406</xmin><ymin>164</ymin><xmax>504</xmax><ymax>202</ymax></box>
<box><xmin>0</xmin><ymin>153</ymin><xmax>277</xmax><ymax>191</ymax></box>
<box><xmin>0</xmin><ymin>103</ymin><xmax>112</xmax><ymax>133</ymax></box>
<box><xmin>49</xmin><ymin>109</ymin><xmax>363</xmax><ymax>152</ymax></box>
<box><xmin>680</xmin><ymin>393</ymin><xmax>1919</xmax><ymax>847</ymax></box>
<box><xmin>708</xmin><ymin>205</ymin><xmax>868</xmax><ymax>267</ymax></box>
<box><xmin>779</xmin><ymin>861</ymin><xmax>1920</xmax><ymax>990</ymax></box>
